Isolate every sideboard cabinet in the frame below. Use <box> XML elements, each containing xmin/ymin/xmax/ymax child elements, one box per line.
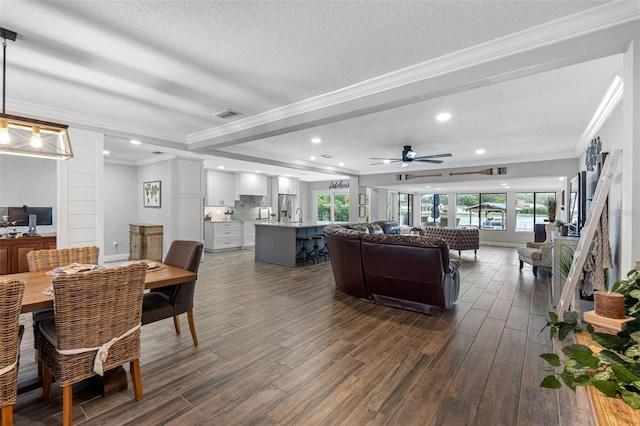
<box><xmin>0</xmin><ymin>235</ymin><xmax>57</xmax><ymax>274</ymax></box>
<box><xmin>129</xmin><ymin>224</ymin><xmax>163</xmax><ymax>262</ymax></box>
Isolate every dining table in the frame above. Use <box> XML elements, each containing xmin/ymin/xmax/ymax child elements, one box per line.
<box><xmin>4</xmin><ymin>262</ymin><xmax>198</xmax><ymax>395</ymax></box>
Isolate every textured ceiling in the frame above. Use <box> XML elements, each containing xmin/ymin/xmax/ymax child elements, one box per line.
<box><xmin>0</xmin><ymin>0</ymin><xmax>635</xmax><ymax>188</ymax></box>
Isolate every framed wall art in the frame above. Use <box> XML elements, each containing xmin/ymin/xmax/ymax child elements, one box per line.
<box><xmin>143</xmin><ymin>180</ymin><xmax>162</xmax><ymax>208</ymax></box>
<box><xmin>359</xmin><ymin>193</ymin><xmax>366</xmax><ymax>205</ymax></box>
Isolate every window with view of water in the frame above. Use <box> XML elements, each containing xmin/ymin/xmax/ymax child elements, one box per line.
<box><xmin>456</xmin><ymin>193</ymin><xmax>506</xmax><ymax>230</ymax></box>
<box><xmin>515</xmin><ymin>192</ymin><xmax>556</xmax><ymax>231</ymax></box>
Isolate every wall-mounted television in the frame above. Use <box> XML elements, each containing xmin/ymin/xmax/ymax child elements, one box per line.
<box><xmin>6</xmin><ymin>206</ymin><xmax>53</xmax><ymax>226</ymax></box>
<box><xmin>568</xmin><ymin>171</ymin><xmax>586</xmax><ymax>235</ymax></box>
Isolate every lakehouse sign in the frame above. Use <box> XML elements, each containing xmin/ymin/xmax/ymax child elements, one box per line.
<box><xmin>329</xmin><ymin>180</ymin><xmax>350</xmax><ymax>189</ymax></box>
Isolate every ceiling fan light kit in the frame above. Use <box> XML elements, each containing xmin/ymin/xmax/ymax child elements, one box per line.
<box><xmin>0</xmin><ymin>27</ymin><xmax>73</xmax><ymax>160</ymax></box>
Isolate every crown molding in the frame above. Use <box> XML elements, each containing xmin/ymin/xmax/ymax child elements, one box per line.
<box><xmin>576</xmin><ymin>74</ymin><xmax>624</xmax><ymax>154</ymax></box>
<box><xmin>187</xmin><ymin>1</ymin><xmax>640</xmax><ymax>144</ymax></box>
<box><xmin>7</xmin><ymin>99</ymin><xmax>187</xmax><ymax>144</ymax></box>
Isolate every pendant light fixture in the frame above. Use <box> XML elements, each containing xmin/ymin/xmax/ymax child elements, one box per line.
<box><xmin>0</xmin><ymin>27</ymin><xmax>73</xmax><ymax>160</ymax></box>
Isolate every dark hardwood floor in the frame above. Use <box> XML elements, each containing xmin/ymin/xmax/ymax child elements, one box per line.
<box><xmin>13</xmin><ymin>246</ymin><xmax>595</xmax><ymax>425</ymax></box>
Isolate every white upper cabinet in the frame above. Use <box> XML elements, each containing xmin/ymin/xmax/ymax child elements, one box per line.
<box><xmin>206</xmin><ymin>170</ymin><xmax>235</xmax><ymax>206</ymax></box>
<box><xmin>235</xmin><ymin>172</ymin><xmax>268</xmax><ymax>197</ymax></box>
<box><xmin>278</xmin><ymin>176</ymin><xmax>299</xmax><ymax>195</ymax></box>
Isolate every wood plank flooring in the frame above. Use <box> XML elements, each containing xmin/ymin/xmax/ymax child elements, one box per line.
<box><xmin>13</xmin><ymin>245</ymin><xmax>595</xmax><ymax>425</ymax></box>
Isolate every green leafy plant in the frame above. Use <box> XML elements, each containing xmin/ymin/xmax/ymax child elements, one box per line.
<box><xmin>540</xmin><ymin>262</ymin><xmax>640</xmax><ymax>409</ymax></box>
<box><xmin>558</xmin><ymin>246</ymin><xmax>575</xmax><ymax>280</ymax></box>
<box><xmin>546</xmin><ymin>197</ymin><xmax>557</xmax><ymax>222</ymax></box>
<box><xmin>554</xmin><ymin>219</ymin><xmax>567</xmax><ymax>227</ymax></box>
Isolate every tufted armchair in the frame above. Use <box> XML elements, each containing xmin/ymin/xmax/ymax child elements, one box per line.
<box><xmin>517</xmin><ymin>223</ymin><xmax>556</xmax><ymax>277</ymax></box>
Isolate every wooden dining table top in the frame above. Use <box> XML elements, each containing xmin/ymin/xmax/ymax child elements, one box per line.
<box><xmin>2</xmin><ymin>263</ymin><xmax>197</xmax><ymax>314</ymax></box>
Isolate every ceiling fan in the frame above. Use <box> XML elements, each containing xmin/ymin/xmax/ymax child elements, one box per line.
<box><xmin>370</xmin><ymin>145</ymin><xmax>452</xmax><ymax>168</ymax></box>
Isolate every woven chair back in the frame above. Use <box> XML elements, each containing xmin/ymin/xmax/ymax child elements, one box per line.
<box><xmin>27</xmin><ymin>246</ymin><xmax>99</xmax><ymax>272</ymax></box>
<box><xmin>52</xmin><ymin>263</ymin><xmax>147</xmax><ymax>351</ymax></box>
<box><xmin>0</xmin><ymin>278</ymin><xmax>25</xmax><ymax>407</ymax></box>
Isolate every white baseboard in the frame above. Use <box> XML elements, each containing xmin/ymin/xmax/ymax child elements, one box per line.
<box><xmin>103</xmin><ymin>253</ymin><xmax>130</xmax><ymax>264</ymax></box>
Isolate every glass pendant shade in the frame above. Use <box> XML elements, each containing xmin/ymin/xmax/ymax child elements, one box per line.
<box><xmin>0</xmin><ymin>113</ymin><xmax>73</xmax><ymax>160</ymax></box>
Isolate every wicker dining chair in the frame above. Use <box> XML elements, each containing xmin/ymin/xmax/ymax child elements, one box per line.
<box><xmin>0</xmin><ymin>278</ymin><xmax>25</xmax><ymax>426</ymax></box>
<box><xmin>27</xmin><ymin>246</ymin><xmax>100</xmax><ymax>374</ymax></box>
<box><xmin>37</xmin><ymin>263</ymin><xmax>147</xmax><ymax>426</ymax></box>
<box><xmin>141</xmin><ymin>240</ymin><xmax>203</xmax><ymax>346</ymax></box>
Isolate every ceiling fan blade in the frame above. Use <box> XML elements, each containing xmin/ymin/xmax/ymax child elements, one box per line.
<box><xmin>414</xmin><ymin>159</ymin><xmax>444</xmax><ymax>164</ymax></box>
<box><xmin>369</xmin><ymin>157</ymin><xmax>402</xmax><ymax>161</ymax></box>
<box><xmin>413</xmin><ymin>153</ymin><xmax>452</xmax><ymax>160</ymax></box>
<box><xmin>370</xmin><ymin>160</ymin><xmax>402</xmax><ymax>165</ymax></box>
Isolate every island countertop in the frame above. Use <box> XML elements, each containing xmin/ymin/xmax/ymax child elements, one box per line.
<box><xmin>254</xmin><ymin>222</ymin><xmax>329</xmax><ymax>267</ymax></box>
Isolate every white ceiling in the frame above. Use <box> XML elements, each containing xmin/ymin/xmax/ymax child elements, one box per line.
<box><xmin>1</xmin><ymin>1</ymin><xmax>636</xmax><ymax>191</ymax></box>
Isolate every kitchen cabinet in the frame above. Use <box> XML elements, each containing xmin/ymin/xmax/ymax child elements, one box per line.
<box><xmin>204</xmin><ymin>221</ymin><xmax>241</xmax><ymax>252</ymax></box>
<box><xmin>0</xmin><ymin>235</ymin><xmax>57</xmax><ymax>274</ymax></box>
<box><xmin>129</xmin><ymin>224</ymin><xmax>163</xmax><ymax>262</ymax></box>
<box><xmin>235</xmin><ymin>172</ymin><xmax>267</xmax><ymax>197</ymax></box>
<box><xmin>206</xmin><ymin>170</ymin><xmax>235</xmax><ymax>206</ymax></box>
<box><xmin>242</xmin><ymin>221</ymin><xmax>256</xmax><ymax>248</ymax></box>
<box><xmin>278</xmin><ymin>176</ymin><xmax>299</xmax><ymax>195</ymax></box>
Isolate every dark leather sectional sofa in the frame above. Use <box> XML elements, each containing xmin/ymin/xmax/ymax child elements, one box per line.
<box><xmin>324</xmin><ymin>221</ymin><xmax>460</xmax><ymax>315</ymax></box>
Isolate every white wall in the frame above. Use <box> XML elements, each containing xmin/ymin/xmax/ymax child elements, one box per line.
<box><xmin>137</xmin><ymin>159</ymin><xmax>173</xmax><ymax>256</ymax></box>
<box><xmin>103</xmin><ymin>163</ymin><xmax>137</xmax><ymax>259</ymax></box>
<box><xmin>0</xmin><ymin>155</ymin><xmax>57</xmax><ymax>234</ymax></box>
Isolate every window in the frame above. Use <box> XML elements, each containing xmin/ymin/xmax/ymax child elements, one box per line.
<box><xmin>398</xmin><ymin>193</ymin><xmax>413</xmax><ymax>226</ymax></box>
<box><xmin>515</xmin><ymin>192</ymin><xmax>556</xmax><ymax>231</ymax></box>
<box><xmin>421</xmin><ymin>193</ymin><xmax>448</xmax><ymax>227</ymax></box>
<box><xmin>456</xmin><ymin>193</ymin><xmax>507</xmax><ymax>230</ymax></box>
<box><xmin>456</xmin><ymin>193</ymin><xmax>479</xmax><ymax>228</ymax></box>
<box><xmin>315</xmin><ymin>193</ymin><xmax>349</xmax><ymax>222</ymax></box>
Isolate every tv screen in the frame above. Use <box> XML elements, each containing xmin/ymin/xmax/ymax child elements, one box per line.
<box><xmin>6</xmin><ymin>206</ymin><xmax>53</xmax><ymax>226</ymax></box>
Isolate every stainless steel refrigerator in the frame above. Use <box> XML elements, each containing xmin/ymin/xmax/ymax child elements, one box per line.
<box><xmin>278</xmin><ymin>194</ymin><xmax>298</xmax><ymax>222</ymax></box>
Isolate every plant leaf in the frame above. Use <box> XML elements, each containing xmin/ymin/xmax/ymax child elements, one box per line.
<box><xmin>540</xmin><ymin>353</ymin><xmax>561</xmax><ymax>367</ymax></box>
<box><xmin>621</xmin><ymin>389</ymin><xmax>640</xmax><ymax>409</ymax></box>
<box><xmin>611</xmin><ymin>364</ymin><xmax>640</xmax><ymax>384</ymax></box>
<box><xmin>540</xmin><ymin>375</ymin><xmax>562</xmax><ymax>389</ymax></box>
<box><xmin>591</xmin><ymin>380</ymin><xmax>619</xmax><ymax>397</ymax></box>
<box><xmin>630</xmin><ymin>290</ymin><xmax>640</xmax><ymax>301</ymax></box>
<box><xmin>559</xmin><ymin>370</ymin><xmax>576</xmax><ymax>390</ymax></box>
<box><xmin>591</xmin><ymin>332</ymin><xmax>628</xmax><ymax>351</ymax></box>
<box><xmin>563</xmin><ymin>311</ymin><xmax>579</xmax><ymax>325</ymax></box>
<box><xmin>562</xmin><ymin>344</ymin><xmax>593</xmax><ymax>358</ymax></box>
<box><xmin>572</xmin><ymin>352</ymin><xmax>601</xmax><ymax>369</ymax></box>
<box><xmin>630</xmin><ymin>332</ymin><xmax>640</xmax><ymax>344</ymax></box>
<box><xmin>599</xmin><ymin>349</ymin><xmax>633</xmax><ymax>365</ymax></box>
<box><xmin>558</xmin><ymin>324</ymin><xmax>575</xmax><ymax>340</ymax></box>
<box><xmin>625</xmin><ymin>345</ymin><xmax>640</xmax><ymax>358</ymax></box>
<box><xmin>548</xmin><ymin>311</ymin><xmax>558</xmax><ymax>324</ymax></box>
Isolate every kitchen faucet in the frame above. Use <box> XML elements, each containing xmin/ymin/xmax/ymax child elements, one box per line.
<box><xmin>296</xmin><ymin>208</ymin><xmax>302</xmax><ymax>223</ymax></box>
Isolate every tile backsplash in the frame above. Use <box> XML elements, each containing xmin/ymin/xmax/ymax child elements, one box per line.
<box><xmin>205</xmin><ymin>195</ymin><xmax>272</xmax><ymax>221</ymax></box>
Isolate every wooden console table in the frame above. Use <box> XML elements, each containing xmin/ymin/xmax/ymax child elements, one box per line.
<box><xmin>0</xmin><ymin>234</ymin><xmax>57</xmax><ymax>274</ymax></box>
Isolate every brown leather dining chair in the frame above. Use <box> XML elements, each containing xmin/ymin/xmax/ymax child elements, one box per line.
<box><xmin>0</xmin><ymin>278</ymin><xmax>25</xmax><ymax>426</ymax></box>
<box><xmin>141</xmin><ymin>240</ymin><xmax>203</xmax><ymax>346</ymax></box>
<box><xmin>38</xmin><ymin>263</ymin><xmax>147</xmax><ymax>426</ymax></box>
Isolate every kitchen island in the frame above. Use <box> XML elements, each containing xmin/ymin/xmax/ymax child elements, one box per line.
<box><xmin>255</xmin><ymin>221</ymin><xmax>329</xmax><ymax>267</ymax></box>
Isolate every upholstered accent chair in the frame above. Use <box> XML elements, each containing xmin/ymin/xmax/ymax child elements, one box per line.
<box><xmin>0</xmin><ymin>278</ymin><xmax>25</xmax><ymax>426</ymax></box>
<box><xmin>517</xmin><ymin>223</ymin><xmax>556</xmax><ymax>277</ymax></box>
<box><xmin>38</xmin><ymin>263</ymin><xmax>147</xmax><ymax>426</ymax></box>
<box><xmin>141</xmin><ymin>240</ymin><xmax>203</xmax><ymax>346</ymax></box>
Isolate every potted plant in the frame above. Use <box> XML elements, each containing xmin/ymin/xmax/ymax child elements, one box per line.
<box><xmin>540</xmin><ymin>262</ymin><xmax>640</xmax><ymax>409</ymax></box>
<box><xmin>555</xmin><ymin>219</ymin><xmax>569</xmax><ymax>236</ymax></box>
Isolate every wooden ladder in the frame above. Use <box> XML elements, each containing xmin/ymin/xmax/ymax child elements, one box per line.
<box><xmin>555</xmin><ymin>149</ymin><xmax>621</xmax><ymax>317</ymax></box>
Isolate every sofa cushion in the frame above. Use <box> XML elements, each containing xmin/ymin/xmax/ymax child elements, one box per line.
<box><xmin>323</xmin><ymin>225</ymin><xmax>368</xmax><ymax>298</ymax></box>
<box><xmin>344</xmin><ymin>223</ymin><xmax>370</xmax><ymax>233</ymax></box>
<box><xmin>374</xmin><ymin>221</ymin><xmax>400</xmax><ymax>234</ymax></box>
<box><xmin>366</xmin><ymin>223</ymin><xmax>384</xmax><ymax>234</ymax></box>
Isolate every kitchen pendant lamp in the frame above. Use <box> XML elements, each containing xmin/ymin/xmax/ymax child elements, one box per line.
<box><xmin>0</xmin><ymin>27</ymin><xmax>73</xmax><ymax>160</ymax></box>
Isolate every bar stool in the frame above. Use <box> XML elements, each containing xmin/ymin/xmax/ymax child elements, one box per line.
<box><xmin>311</xmin><ymin>235</ymin><xmax>328</xmax><ymax>262</ymax></box>
<box><xmin>296</xmin><ymin>236</ymin><xmax>313</xmax><ymax>265</ymax></box>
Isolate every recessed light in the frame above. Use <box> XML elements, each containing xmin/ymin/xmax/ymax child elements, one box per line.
<box><xmin>436</xmin><ymin>188</ymin><xmax>441</xmax><ymax>191</ymax></box>
<box><xmin>218</xmin><ymin>165</ymin><xmax>225</xmax><ymax>169</ymax></box>
<box><xmin>559</xmin><ymin>176</ymin><xmax>565</xmax><ymax>181</ymax></box>
<box><xmin>311</xmin><ymin>137</ymin><xmax>322</xmax><ymax>144</ymax></box>
<box><xmin>501</xmin><ymin>183</ymin><xmax>507</xmax><ymax>186</ymax></box>
<box><xmin>436</xmin><ymin>112</ymin><xmax>452</xmax><ymax>122</ymax></box>
<box><xmin>383</xmin><ymin>159</ymin><xmax>391</xmax><ymax>164</ymax></box>
<box><xmin>425</xmin><ymin>185</ymin><xmax>431</xmax><ymax>188</ymax></box>
<box><xmin>310</xmin><ymin>156</ymin><xmax>316</xmax><ymax>160</ymax></box>
<box><xmin>505</xmin><ymin>186</ymin><xmax>510</xmax><ymax>189</ymax></box>
<box><xmin>102</xmin><ymin>150</ymin><xmax>110</xmax><ymax>155</ymax></box>
<box><xmin>130</xmin><ymin>139</ymin><xmax>141</xmax><ymax>145</ymax></box>
<box><xmin>285</xmin><ymin>174</ymin><xmax>291</xmax><ymax>177</ymax></box>
<box><xmin>339</xmin><ymin>162</ymin><xmax>344</xmax><ymax>167</ymax></box>
<box><xmin>255</xmin><ymin>170</ymin><xmax>261</xmax><ymax>173</ymax></box>
<box><xmin>475</xmin><ymin>148</ymin><xmax>486</xmax><ymax>155</ymax></box>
